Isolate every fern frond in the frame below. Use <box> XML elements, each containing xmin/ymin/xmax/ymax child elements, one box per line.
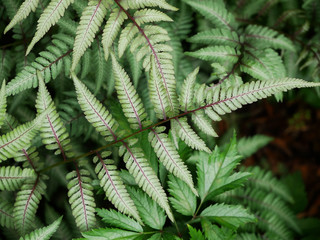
<box><xmin>182</xmin><ymin>0</ymin><xmax>237</xmax><ymax>30</ymax></box>
<box><xmin>93</xmin><ymin>152</ymin><xmax>141</xmax><ymax>223</ymax></box>
<box><xmin>13</xmin><ymin>176</ymin><xmax>47</xmax><ymax>235</ymax></box>
<box><xmin>172</xmin><ymin>117</ymin><xmax>211</xmax><ymax>153</ymax></box>
<box><xmin>121</xmin><ymin>0</ymin><xmax>178</xmax><ymax>11</ymax></box>
<box><xmin>0</xmin><ymin>166</ymin><xmax>36</xmax><ymax>191</ymax></box>
<box><xmin>240</xmin><ymin>49</ymin><xmax>285</xmax><ymax>80</ymax></box>
<box><xmin>203</xmin><ymin>78</ymin><xmax>320</xmax><ymax>121</ymax></box>
<box><xmin>149</xmin><ymin>127</ymin><xmax>198</xmax><ymax>196</ymax></box>
<box><xmin>0</xmin><ymin>112</ymin><xmax>46</xmax><ymax>162</ymax></box>
<box><xmin>4</xmin><ymin>0</ymin><xmax>40</xmax><ymax>34</ymax></box>
<box><xmin>0</xmin><ymin>200</ymin><xmax>14</xmax><ymax>229</ymax></box>
<box><xmin>72</xmin><ymin>73</ymin><xmax>118</xmax><ymax>141</ymax></box>
<box><xmin>66</xmin><ymin>164</ymin><xmax>96</xmax><ymax>231</ymax></box>
<box><xmin>118</xmin><ymin>23</ymin><xmax>139</xmax><ymax>58</ymax></box>
<box><xmin>188</xmin><ymin>29</ymin><xmax>240</xmax><ymax>47</ymax></box>
<box><xmin>185</xmin><ymin>46</ymin><xmax>239</xmax><ymax>64</ymax></box>
<box><xmin>237</xmin><ymin>135</ymin><xmax>273</xmax><ymax>158</ymax></box>
<box><xmin>35</xmin><ymin>73</ymin><xmax>73</xmax><ymax>160</ymax></box>
<box><xmin>71</xmin><ymin>0</ymin><xmax>107</xmax><ymax>71</ymax></box>
<box><xmin>122</xmin><ymin>143</ymin><xmax>174</xmax><ymax>221</ymax></box>
<box><xmin>102</xmin><ymin>8</ymin><xmax>127</xmax><ymax>61</ymax></box>
<box><xmin>19</xmin><ymin>216</ymin><xmax>62</xmax><ymax>240</ymax></box>
<box><xmin>6</xmin><ymin>34</ymin><xmax>73</xmax><ymax>96</ymax></box>
<box><xmin>179</xmin><ymin>67</ymin><xmax>199</xmax><ymax>112</ymax></box>
<box><xmin>111</xmin><ymin>53</ymin><xmax>147</xmax><ymax>130</ymax></box>
<box><xmin>133</xmin><ymin>9</ymin><xmax>173</xmax><ymax>25</ymax></box>
<box><xmin>191</xmin><ymin>110</ymin><xmax>218</xmax><ymax>137</ymax></box>
<box><xmin>0</xmin><ymin>81</ymin><xmax>6</xmax><ymax>128</ymax></box>
<box><xmin>245</xmin><ymin>25</ymin><xmax>295</xmax><ymax>51</ymax></box>
<box><xmin>26</xmin><ymin>0</ymin><xmax>74</xmax><ymax>55</ymax></box>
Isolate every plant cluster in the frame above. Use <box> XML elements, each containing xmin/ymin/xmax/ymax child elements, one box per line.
<box><xmin>0</xmin><ymin>0</ymin><xmax>319</xmax><ymax>239</ymax></box>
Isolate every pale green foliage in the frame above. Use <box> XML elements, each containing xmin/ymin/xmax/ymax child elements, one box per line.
<box><xmin>26</xmin><ymin>0</ymin><xmax>74</xmax><ymax>55</ymax></box>
<box><xmin>81</xmin><ymin>228</ymin><xmax>141</xmax><ymax>239</ymax></box>
<box><xmin>72</xmin><ymin>73</ymin><xmax>118</xmax><ymax>141</ymax></box>
<box><xmin>168</xmin><ymin>175</ymin><xmax>197</xmax><ymax>216</ymax></box>
<box><xmin>4</xmin><ymin>0</ymin><xmax>40</xmax><ymax>34</ymax></box>
<box><xmin>66</xmin><ymin>164</ymin><xmax>96</xmax><ymax>231</ymax></box>
<box><xmin>36</xmin><ymin>73</ymin><xmax>73</xmax><ymax>159</ymax></box>
<box><xmin>111</xmin><ymin>54</ymin><xmax>147</xmax><ymax>130</ymax></box>
<box><xmin>0</xmin><ymin>81</ymin><xmax>6</xmax><ymax>128</ymax></box>
<box><xmin>96</xmin><ymin>208</ymin><xmax>143</xmax><ymax>232</ymax></box>
<box><xmin>93</xmin><ymin>152</ymin><xmax>141</xmax><ymax>223</ymax></box>
<box><xmin>200</xmin><ymin>203</ymin><xmax>256</xmax><ymax>229</ymax></box>
<box><xmin>237</xmin><ymin>135</ymin><xmax>273</xmax><ymax>158</ymax></box>
<box><xmin>0</xmin><ymin>166</ymin><xmax>35</xmax><ymax>191</ymax></box>
<box><xmin>149</xmin><ymin>127</ymin><xmax>198</xmax><ymax>195</ymax></box>
<box><xmin>13</xmin><ymin>177</ymin><xmax>47</xmax><ymax>235</ymax></box>
<box><xmin>19</xmin><ymin>216</ymin><xmax>62</xmax><ymax>240</ymax></box>
<box><xmin>179</xmin><ymin>67</ymin><xmax>199</xmax><ymax>112</ymax></box>
<box><xmin>71</xmin><ymin>0</ymin><xmax>107</xmax><ymax>71</ymax></box>
<box><xmin>188</xmin><ymin>29</ymin><xmax>240</xmax><ymax>47</ymax></box>
<box><xmin>0</xmin><ymin>200</ymin><xmax>14</xmax><ymax>229</ymax></box>
<box><xmin>0</xmin><ymin>113</ymin><xmax>46</xmax><ymax>162</ymax></box>
<box><xmin>121</xmin><ymin>0</ymin><xmax>178</xmax><ymax>11</ymax></box>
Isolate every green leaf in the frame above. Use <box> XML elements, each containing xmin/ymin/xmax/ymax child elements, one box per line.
<box><xmin>96</xmin><ymin>208</ymin><xmax>143</xmax><ymax>232</ymax></box>
<box><xmin>19</xmin><ymin>216</ymin><xmax>63</xmax><ymax>240</ymax></box>
<box><xmin>188</xmin><ymin>29</ymin><xmax>240</xmax><ymax>47</ymax></box>
<box><xmin>0</xmin><ymin>200</ymin><xmax>14</xmax><ymax>228</ymax></box>
<box><xmin>201</xmin><ymin>219</ymin><xmax>235</xmax><ymax>240</ymax></box>
<box><xmin>179</xmin><ymin>67</ymin><xmax>199</xmax><ymax>112</ymax></box>
<box><xmin>0</xmin><ymin>81</ymin><xmax>6</xmax><ymax>128</ymax></box>
<box><xmin>200</xmin><ymin>203</ymin><xmax>256</xmax><ymax>229</ymax></box>
<box><xmin>81</xmin><ymin>228</ymin><xmax>141</xmax><ymax>240</ymax></box>
<box><xmin>188</xmin><ymin>225</ymin><xmax>205</xmax><ymax>240</ymax></box>
<box><xmin>127</xmin><ymin>187</ymin><xmax>166</xmax><ymax>230</ymax></box>
<box><xmin>237</xmin><ymin>135</ymin><xmax>273</xmax><ymax>158</ymax></box>
<box><xmin>168</xmin><ymin>175</ymin><xmax>197</xmax><ymax>216</ymax></box>
<box><xmin>0</xmin><ymin>166</ymin><xmax>36</xmax><ymax>191</ymax></box>
<box><xmin>197</xmin><ymin>135</ymin><xmax>250</xmax><ymax>201</ymax></box>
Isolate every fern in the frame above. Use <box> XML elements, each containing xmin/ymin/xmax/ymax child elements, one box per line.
<box><xmin>0</xmin><ymin>166</ymin><xmax>36</xmax><ymax>191</ymax></box>
<box><xmin>0</xmin><ymin>81</ymin><xmax>6</xmax><ymax>128</ymax></box>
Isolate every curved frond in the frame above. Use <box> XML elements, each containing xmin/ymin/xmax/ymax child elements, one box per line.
<box><xmin>19</xmin><ymin>216</ymin><xmax>62</xmax><ymax>240</ymax></box>
<box><xmin>4</xmin><ymin>0</ymin><xmax>40</xmax><ymax>34</ymax></box>
<box><xmin>36</xmin><ymin>73</ymin><xmax>73</xmax><ymax>160</ymax></box>
<box><xmin>72</xmin><ymin>73</ymin><xmax>118</xmax><ymax>141</ymax></box>
<box><xmin>66</xmin><ymin>164</ymin><xmax>96</xmax><ymax>231</ymax></box>
<box><xmin>26</xmin><ymin>0</ymin><xmax>74</xmax><ymax>55</ymax></box>
<box><xmin>191</xmin><ymin>110</ymin><xmax>218</xmax><ymax>137</ymax></box>
<box><xmin>0</xmin><ymin>112</ymin><xmax>46</xmax><ymax>162</ymax></box>
<box><xmin>0</xmin><ymin>81</ymin><xmax>6</xmax><ymax>128</ymax></box>
<box><xmin>149</xmin><ymin>127</ymin><xmax>198</xmax><ymax>196</ymax></box>
<box><xmin>133</xmin><ymin>9</ymin><xmax>173</xmax><ymax>25</ymax></box>
<box><xmin>121</xmin><ymin>0</ymin><xmax>178</xmax><ymax>11</ymax></box>
<box><xmin>111</xmin><ymin>53</ymin><xmax>147</xmax><ymax>130</ymax></box>
<box><xmin>179</xmin><ymin>67</ymin><xmax>199</xmax><ymax>112</ymax></box>
<box><xmin>93</xmin><ymin>152</ymin><xmax>141</xmax><ymax>223</ymax></box>
<box><xmin>122</xmin><ymin>143</ymin><xmax>174</xmax><ymax>221</ymax></box>
<box><xmin>102</xmin><ymin>8</ymin><xmax>127</xmax><ymax>61</ymax></box>
<box><xmin>13</xmin><ymin>176</ymin><xmax>47</xmax><ymax>235</ymax></box>
<box><xmin>172</xmin><ymin>117</ymin><xmax>211</xmax><ymax>153</ymax></box>
<box><xmin>182</xmin><ymin>0</ymin><xmax>237</xmax><ymax>30</ymax></box>
<box><xmin>0</xmin><ymin>166</ymin><xmax>36</xmax><ymax>191</ymax></box>
<box><xmin>71</xmin><ymin>0</ymin><xmax>107</xmax><ymax>71</ymax></box>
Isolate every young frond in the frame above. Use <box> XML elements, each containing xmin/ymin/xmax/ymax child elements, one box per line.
<box><xmin>172</xmin><ymin>117</ymin><xmax>211</xmax><ymax>153</ymax></box>
<box><xmin>66</xmin><ymin>166</ymin><xmax>96</xmax><ymax>231</ymax></box>
<box><xmin>0</xmin><ymin>166</ymin><xmax>36</xmax><ymax>191</ymax></box>
<box><xmin>102</xmin><ymin>9</ymin><xmax>127</xmax><ymax>61</ymax></box>
<box><xmin>13</xmin><ymin>176</ymin><xmax>47</xmax><ymax>235</ymax></box>
<box><xmin>93</xmin><ymin>152</ymin><xmax>141</xmax><ymax>223</ymax></box>
<box><xmin>71</xmin><ymin>0</ymin><xmax>107</xmax><ymax>71</ymax></box>
<box><xmin>111</xmin><ymin>53</ymin><xmax>147</xmax><ymax>130</ymax></box>
<box><xmin>149</xmin><ymin>127</ymin><xmax>198</xmax><ymax>196</ymax></box>
<box><xmin>6</xmin><ymin>34</ymin><xmax>74</xmax><ymax>96</ymax></box>
<box><xmin>188</xmin><ymin>29</ymin><xmax>240</xmax><ymax>48</ymax></box>
<box><xmin>0</xmin><ymin>81</ymin><xmax>6</xmax><ymax>128</ymax></box>
<box><xmin>26</xmin><ymin>0</ymin><xmax>74</xmax><ymax>55</ymax></box>
<box><xmin>19</xmin><ymin>216</ymin><xmax>62</xmax><ymax>240</ymax></box>
<box><xmin>0</xmin><ymin>112</ymin><xmax>46</xmax><ymax>162</ymax></box>
<box><xmin>185</xmin><ymin>46</ymin><xmax>239</xmax><ymax>64</ymax></box>
<box><xmin>36</xmin><ymin>73</ymin><xmax>73</xmax><ymax>160</ymax></box>
<box><xmin>122</xmin><ymin>143</ymin><xmax>174</xmax><ymax>222</ymax></box>
<box><xmin>72</xmin><ymin>73</ymin><xmax>118</xmax><ymax>141</ymax></box>
<box><xmin>0</xmin><ymin>200</ymin><xmax>14</xmax><ymax>229</ymax></box>
<box><xmin>182</xmin><ymin>0</ymin><xmax>237</xmax><ymax>30</ymax></box>
<box><xmin>4</xmin><ymin>0</ymin><xmax>40</xmax><ymax>34</ymax></box>
<box><xmin>179</xmin><ymin>67</ymin><xmax>199</xmax><ymax>112</ymax></box>
<box><xmin>245</xmin><ymin>25</ymin><xmax>295</xmax><ymax>52</ymax></box>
